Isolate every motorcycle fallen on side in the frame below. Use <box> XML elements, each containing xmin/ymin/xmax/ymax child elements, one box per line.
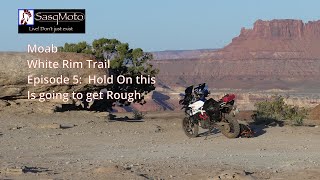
<box><xmin>179</xmin><ymin>83</ymin><xmax>242</xmax><ymax>138</ymax></box>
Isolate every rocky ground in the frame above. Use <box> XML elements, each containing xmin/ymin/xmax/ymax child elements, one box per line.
<box><xmin>0</xmin><ymin>108</ymin><xmax>320</xmax><ymax>180</ymax></box>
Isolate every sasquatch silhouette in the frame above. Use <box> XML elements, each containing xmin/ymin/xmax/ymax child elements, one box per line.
<box><xmin>20</xmin><ymin>9</ymin><xmax>32</xmax><ymax>25</ymax></box>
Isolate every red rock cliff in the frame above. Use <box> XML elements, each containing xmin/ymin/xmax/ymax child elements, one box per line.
<box><xmin>239</xmin><ymin>19</ymin><xmax>305</xmax><ymax>39</ymax></box>
<box><xmin>200</xmin><ymin>19</ymin><xmax>320</xmax><ymax>59</ymax></box>
<box><xmin>153</xmin><ymin>19</ymin><xmax>320</xmax><ymax>90</ymax></box>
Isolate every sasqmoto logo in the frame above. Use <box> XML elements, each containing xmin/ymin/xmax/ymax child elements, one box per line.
<box><xmin>18</xmin><ymin>9</ymin><xmax>34</xmax><ymax>25</ymax></box>
<box><xmin>18</xmin><ymin>9</ymin><xmax>85</xmax><ymax>33</ymax></box>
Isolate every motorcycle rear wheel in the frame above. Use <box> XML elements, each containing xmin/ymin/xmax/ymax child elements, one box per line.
<box><xmin>220</xmin><ymin>117</ymin><xmax>240</xmax><ymax>138</ymax></box>
<box><xmin>182</xmin><ymin>117</ymin><xmax>199</xmax><ymax>138</ymax></box>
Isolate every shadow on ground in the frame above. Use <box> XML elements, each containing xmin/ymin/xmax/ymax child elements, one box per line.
<box><xmin>107</xmin><ymin>114</ymin><xmax>144</xmax><ymax>123</ymax></box>
<box><xmin>195</xmin><ymin>118</ymin><xmax>286</xmax><ymax>139</ymax></box>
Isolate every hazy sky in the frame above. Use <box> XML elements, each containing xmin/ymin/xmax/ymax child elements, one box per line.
<box><xmin>2</xmin><ymin>0</ymin><xmax>320</xmax><ymax>52</ymax></box>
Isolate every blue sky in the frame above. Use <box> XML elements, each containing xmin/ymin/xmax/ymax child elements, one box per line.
<box><xmin>2</xmin><ymin>0</ymin><xmax>320</xmax><ymax>52</ymax></box>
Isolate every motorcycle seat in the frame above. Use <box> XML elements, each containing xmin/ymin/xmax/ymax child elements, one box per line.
<box><xmin>222</xmin><ymin>94</ymin><xmax>235</xmax><ymax>103</ymax></box>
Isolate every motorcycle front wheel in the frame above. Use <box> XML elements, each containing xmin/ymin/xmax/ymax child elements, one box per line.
<box><xmin>182</xmin><ymin>117</ymin><xmax>199</xmax><ymax>138</ymax></box>
<box><xmin>220</xmin><ymin>117</ymin><xmax>240</xmax><ymax>138</ymax></box>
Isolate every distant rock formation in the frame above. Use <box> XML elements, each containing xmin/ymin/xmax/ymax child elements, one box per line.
<box><xmin>151</xmin><ymin>49</ymin><xmax>218</xmax><ymax>60</ymax></box>
<box><xmin>202</xmin><ymin>19</ymin><xmax>320</xmax><ymax>60</ymax></box>
<box><xmin>239</xmin><ymin>19</ymin><xmax>305</xmax><ymax>39</ymax></box>
<box><xmin>153</xmin><ymin>19</ymin><xmax>320</xmax><ymax>90</ymax></box>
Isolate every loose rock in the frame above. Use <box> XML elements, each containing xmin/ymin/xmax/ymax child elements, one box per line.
<box><xmin>60</xmin><ymin>124</ymin><xmax>76</xmax><ymax>129</ymax></box>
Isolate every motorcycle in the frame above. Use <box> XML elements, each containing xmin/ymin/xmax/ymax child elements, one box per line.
<box><xmin>179</xmin><ymin>83</ymin><xmax>241</xmax><ymax>138</ymax></box>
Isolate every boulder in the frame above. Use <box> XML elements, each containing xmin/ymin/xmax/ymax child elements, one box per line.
<box><xmin>309</xmin><ymin>104</ymin><xmax>320</xmax><ymax>120</ymax></box>
<box><xmin>0</xmin><ymin>52</ymin><xmax>107</xmax><ymax>100</ymax></box>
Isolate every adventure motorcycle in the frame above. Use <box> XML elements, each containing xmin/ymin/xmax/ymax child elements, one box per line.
<box><xmin>179</xmin><ymin>83</ymin><xmax>241</xmax><ymax>138</ymax></box>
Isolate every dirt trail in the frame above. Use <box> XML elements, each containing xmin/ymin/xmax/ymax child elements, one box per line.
<box><xmin>0</xmin><ymin>111</ymin><xmax>319</xmax><ymax>180</ymax></box>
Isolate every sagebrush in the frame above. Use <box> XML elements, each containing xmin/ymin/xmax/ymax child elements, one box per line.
<box><xmin>132</xmin><ymin>110</ymin><xmax>146</xmax><ymax>120</ymax></box>
<box><xmin>253</xmin><ymin>95</ymin><xmax>307</xmax><ymax>126</ymax></box>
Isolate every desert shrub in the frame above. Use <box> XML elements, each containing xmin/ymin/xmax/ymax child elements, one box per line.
<box><xmin>58</xmin><ymin>38</ymin><xmax>159</xmax><ymax>110</ymax></box>
<box><xmin>286</xmin><ymin>106</ymin><xmax>307</xmax><ymax>126</ymax></box>
<box><xmin>132</xmin><ymin>110</ymin><xmax>146</xmax><ymax>120</ymax></box>
<box><xmin>254</xmin><ymin>95</ymin><xmax>307</xmax><ymax>125</ymax></box>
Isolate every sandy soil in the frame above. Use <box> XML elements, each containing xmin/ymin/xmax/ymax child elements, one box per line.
<box><xmin>0</xmin><ymin>110</ymin><xmax>320</xmax><ymax>180</ymax></box>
